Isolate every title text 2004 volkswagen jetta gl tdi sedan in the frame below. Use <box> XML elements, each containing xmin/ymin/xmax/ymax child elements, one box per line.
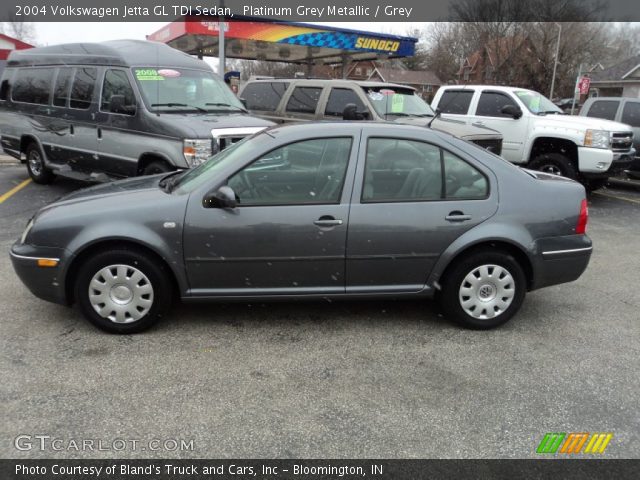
<box><xmin>10</xmin><ymin>123</ymin><xmax>592</xmax><ymax>333</ymax></box>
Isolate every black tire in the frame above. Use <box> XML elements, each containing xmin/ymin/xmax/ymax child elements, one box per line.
<box><xmin>142</xmin><ymin>160</ymin><xmax>172</xmax><ymax>176</ymax></box>
<box><xmin>439</xmin><ymin>250</ymin><xmax>526</xmax><ymax>329</ymax></box>
<box><xmin>584</xmin><ymin>178</ymin><xmax>608</xmax><ymax>193</ymax></box>
<box><xmin>74</xmin><ymin>247</ymin><xmax>172</xmax><ymax>334</ymax></box>
<box><xmin>529</xmin><ymin>153</ymin><xmax>578</xmax><ymax>180</ymax></box>
<box><xmin>25</xmin><ymin>143</ymin><xmax>55</xmax><ymax>184</ymax></box>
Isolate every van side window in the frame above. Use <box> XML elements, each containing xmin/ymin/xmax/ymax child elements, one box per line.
<box><xmin>12</xmin><ymin>68</ymin><xmax>54</xmax><ymax>105</ymax></box>
<box><xmin>70</xmin><ymin>67</ymin><xmax>97</xmax><ymax>110</ymax></box>
<box><xmin>586</xmin><ymin>100</ymin><xmax>618</xmax><ymax>121</ymax></box>
<box><xmin>621</xmin><ymin>102</ymin><xmax>640</xmax><ymax>128</ymax></box>
<box><xmin>285</xmin><ymin>87</ymin><xmax>322</xmax><ymax>114</ymax></box>
<box><xmin>101</xmin><ymin>69</ymin><xmax>136</xmax><ymax>114</ymax></box>
<box><xmin>242</xmin><ymin>82</ymin><xmax>288</xmax><ymax>111</ymax></box>
<box><xmin>438</xmin><ymin>90</ymin><xmax>474</xmax><ymax>114</ymax></box>
<box><xmin>325</xmin><ymin>88</ymin><xmax>366</xmax><ymax>117</ymax></box>
<box><xmin>53</xmin><ymin>68</ymin><xmax>73</xmax><ymax>107</ymax></box>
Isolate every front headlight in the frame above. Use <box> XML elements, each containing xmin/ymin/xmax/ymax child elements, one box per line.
<box><xmin>20</xmin><ymin>219</ymin><xmax>34</xmax><ymax>244</ymax></box>
<box><xmin>183</xmin><ymin>139</ymin><xmax>212</xmax><ymax>167</ymax></box>
<box><xmin>584</xmin><ymin>129</ymin><xmax>610</xmax><ymax>149</ymax></box>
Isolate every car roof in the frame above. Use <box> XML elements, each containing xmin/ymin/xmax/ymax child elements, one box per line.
<box><xmin>262</xmin><ymin>120</ymin><xmax>445</xmax><ymax>139</ymax></box>
<box><xmin>439</xmin><ymin>85</ymin><xmax>535</xmax><ymax>94</ymax></box>
<box><xmin>584</xmin><ymin>96</ymin><xmax>638</xmax><ymax>102</ymax></box>
<box><xmin>7</xmin><ymin>40</ymin><xmax>210</xmax><ymax>70</ymax></box>
<box><xmin>245</xmin><ymin>78</ymin><xmax>416</xmax><ymax>92</ymax></box>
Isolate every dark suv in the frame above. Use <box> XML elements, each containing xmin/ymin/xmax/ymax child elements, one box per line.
<box><xmin>239</xmin><ymin>78</ymin><xmax>503</xmax><ymax>155</ymax></box>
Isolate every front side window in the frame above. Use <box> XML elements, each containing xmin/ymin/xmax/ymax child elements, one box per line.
<box><xmin>70</xmin><ymin>67</ymin><xmax>97</xmax><ymax>109</ymax></box>
<box><xmin>12</xmin><ymin>68</ymin><xmax>54</xmax><ymax>105</ymax></box>
<box><xmin>285</xmin><ymin>87</ymin><xmax>322</xmax><ymax>114</ymax></box>
<box><xmin>242</xmin><ymin>82</ymin><xmax>288</xmax><ymax>111</ymax></box>
<box><xmin>101</xmin><ymin>69</ymin><xmax>136</xmax><ymax>114</ymax></box>
<box><xmin>437</xmin><ymin>90</ymin><xmax>473</xmax><ymax>115</ymax></box>
<box><xmin>363</xmin><ymin>86</ymin><xmax>435</xmax><ymax>118</ymax></box>
<box><xmin>514</xmin><ymin>90</ymin><xmax>561</xmax><ymax>114</ymax></box>
<box><xmin>363</xmin><ymin>138</ymin><xmax>488</xmax><ymax>202</ymax></box>
<box><xmin>586</xmin><ymin>100</ymin><xmax>619</xmax><ymax>121</ymax></box>
<box><xmin>227</xmin><ymin>137</ymin><xmax>352</xmax><ymax>206</ymax></box>
<box><xmin>476</xmin><ymin>92</ymin><xmax>518</xmax><ymax>117</ymax></box>
<box><xmin>53</xmin><ymin>68</ymin><xmax>73</xmax><ymax>107</ymax></box>
<box><xmin>621</xmin><ymin>102</ymin><xmax>640</xmax><ymax>127</ymax></box>
<box><xmin>133</xmin><ymin>67</ymin><xmax>244</xmax><ymax>113</ymax></box>
<box><xmin>325</xmin><ymin>88</ymin><xmax>367</xmax><ymax>117</ymax></box>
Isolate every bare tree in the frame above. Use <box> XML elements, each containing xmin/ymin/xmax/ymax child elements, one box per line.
<box><xmin>1</xmin><ymin>14</ymin><xmax>37</xmax><ymax>44</ymax></box>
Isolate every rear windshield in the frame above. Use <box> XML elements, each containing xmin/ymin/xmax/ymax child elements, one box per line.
<box><xmin>133</xmin><ymin>67</ymin><xmax>244</xmax><ymax>113</ymax></box>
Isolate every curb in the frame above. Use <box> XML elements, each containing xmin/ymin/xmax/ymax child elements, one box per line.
<box><xmin>0</xmin><ymin>154</ymin><xmax>20</xmax><ymax>166</ymax></box>
<box><xmin>607</xmin><ymin>176</ymin><xmax>640</xmax><ymax>192</ymax></box>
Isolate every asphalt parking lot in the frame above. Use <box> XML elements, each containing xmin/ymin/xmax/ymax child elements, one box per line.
<box><xmin>1</xmin><ymin>161</ymin><xmax>639</xmax><ymax>459</ymax></box>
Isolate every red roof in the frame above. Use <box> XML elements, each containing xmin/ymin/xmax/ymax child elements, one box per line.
<box><xmin>0</xmin><ymin>33</ymin><xmax>34</xmax><ymax>50</ymax></box>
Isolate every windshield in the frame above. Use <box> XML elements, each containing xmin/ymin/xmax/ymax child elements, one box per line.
<box><xmin>362</xmin><ymin>86</ymin><xmax>435</xmax><ymax>118</ymax></box>
<box><xmin>515</xmin><ymin>90</ymin><xmax>562</xmax><ymax>114</ymax></box>
<box><xmin>133</xmin><ymin>67</ymin><xmax>245</xmax><ymax>113</ymax></box>
<box><xmin>172</xmin><ymin>136</ymin><xmax>255</xmax><ymax>193</ymax></box>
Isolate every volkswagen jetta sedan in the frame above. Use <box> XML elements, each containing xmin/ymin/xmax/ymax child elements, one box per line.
<box><xmin>10</xmin><ymin>123</ymin><xmax>592</xmax><ymax>333</ymax></box>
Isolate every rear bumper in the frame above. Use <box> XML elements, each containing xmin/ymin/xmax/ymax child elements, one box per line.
<box><xmin>531</xmin><ymin>235</ymin><xmax>592</xmax><ymax>290</ymax></box>
<box><xmin>10</xmin><ymin>243</ymin><xmax>69</xmax><ymax>305</ymax></box>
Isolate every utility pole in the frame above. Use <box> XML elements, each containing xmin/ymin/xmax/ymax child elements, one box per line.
<box><xmin>549</xmin><ymin>23</ymin><xmax>562</xmax><ymax>100</ymax></box>
<box><xmin>570</xmin><ymin>63</ymin><xmax>584</xmax><ymax>116</ymax></box>
<box><xmin>218</xmin><ymin>0</ymin><xmax>225</xmax><ymax>77</ymax></box>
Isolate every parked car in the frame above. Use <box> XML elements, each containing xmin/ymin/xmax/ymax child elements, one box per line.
<box><xmin>580</xmin><ymin>96</ymin><xmax>640</xmax><ymax>179</ymax></box>
<box><xmin>11</xmin><ymin>122</ymin><xmax>592</xmax><ymax>333</ymax></box>
<box><xmin>431</xmin><ymin>85</ymin><xmax>636</xmax><ymax>191</ymax></box>
<box><xmin>0</xmin><ymin>40</ymin><xmax>272</xmax><ymax>184</ymax></box>
<box><xmin>239</xmin><ymin>78</ymin><xmax>504</xmax><ymax>155</ymax></box>
<box><xmin>554</xmin><ymin>97</ymin><xmax>581</xmax><ymax>113</ymax></box>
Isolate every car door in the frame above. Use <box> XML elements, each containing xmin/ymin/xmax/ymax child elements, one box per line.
<box><xmin>470</xmin><ymin>90</ymin><xmax>530</xmax><ymax>163</ymax></box>
<box><xmin>345</xmin><ymin>132</ymin><xmax>498</xmax><ymax>293</ymax></box>
<box><xmin>182</xmin><ymin>132</ymin><xmax>359</xmax><ymax>296</ymax></box>
<box><xmin>322</xmin><ymin>87</ymin><xmax>371</xmax><ymax>120</ymax></box>
<box><xmin>95</xmin><ymin>68</ymin><xmax>140</xmax><ymax>177</ymax></box>
<box><xmin>279</xmin><ymin>84</ymin><xmax>325</xmax><ymax>123</ymax></box>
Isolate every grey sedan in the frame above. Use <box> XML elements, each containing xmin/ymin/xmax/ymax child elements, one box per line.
<box><xmin>10</xmin><ymin>123</ymin><xmax>592</xmax><ymax>333</ymax></box>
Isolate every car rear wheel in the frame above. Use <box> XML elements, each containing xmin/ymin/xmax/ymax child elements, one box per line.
<box><xmin>529</xmin><ymin>153</ymin><xmax>577</xmax><ymax>180</ymax></box>
<box><xmin>74</xmin><ymin>248</ymin><xmax>172</xmax><ymax>333</ymax></box>
<box><xmin>26</xmin><ymin>143</ymin><xmax>55</xmax><ymax>184</ymax></box>
<box><xmin>440</xmin><ymin>251</ymin><xmax>526</xmax><ymax>329</ymax></box>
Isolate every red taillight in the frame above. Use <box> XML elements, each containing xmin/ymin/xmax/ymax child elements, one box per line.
<box><xmin>576</xmin><ymin>199</ymin><xmax>588</xmax><ymax>234</ymax></box>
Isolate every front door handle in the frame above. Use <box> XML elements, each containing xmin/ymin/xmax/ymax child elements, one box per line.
<box><xmin>445</xmin><ymin>211</ymin><xmax>472</xmax><ymax>222</ymax></box>
<box><xmin>472</xmin><ymin>121</ymin><xmax>485</xmax><ymax>126</ymax></box>
<box><xmin>314</xmin><ymin>216</ymin><xmax>343</xmax><ymax>227</ymax></box>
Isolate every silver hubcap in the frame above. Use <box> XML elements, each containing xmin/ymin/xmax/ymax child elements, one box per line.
<box><xmin>28</xmin><ymin>151</ymin><xmax>43</xmax><ymax>176</ymax></box>
<box><xmin>459</xmin><ymin>264</ymin><xmax>515</xmax><ymax>320</ymax></box>
<box><xmin>88</xmin><ymin>264</ymin><xmax>154</xmax><ymax>323</ymax></box>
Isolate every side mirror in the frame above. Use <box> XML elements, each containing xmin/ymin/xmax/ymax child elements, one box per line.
<box><xmin>109</xmin><ymin>94</ymin><xmax>135</xmax><ymax>115</ymax></box>
<box><xmin>203</xmin><ymin>185</ymin><xmax>237</xmax><ymax>209</ymax></box>
<box><xmin>342</xmin><ymin>103</ymin><xmax>369</xmax><ymax>121</ymax></box>
<box><xmin>501</xmin><ymin>104</ymin><xmax>523</xmax><ymax>119</ymax></box>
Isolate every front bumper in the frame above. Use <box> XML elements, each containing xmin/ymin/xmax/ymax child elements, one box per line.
<box><xmin>10</xmin><ymin>243</ymin><xmax>69</xmax><ymax>305</ymax></box>
<box><xmin>530</xmin><ymin>234</ymin><xmax>592</xmax><ymax>291</ymax></box>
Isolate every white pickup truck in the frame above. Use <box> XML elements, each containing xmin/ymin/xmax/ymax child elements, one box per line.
<box><xmin>431</xmin><ymin>85</ymin><xmax>636</xmax><ymax>190</ymax></box>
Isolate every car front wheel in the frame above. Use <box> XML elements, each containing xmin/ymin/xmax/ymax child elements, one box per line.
<box><xmin>440</xmin><ymin>251</ymin><xmax>526</xmax><ymax>329</ymax></box>
<box><xmin>529</xmin><ymin>153</ymin><xmax>577</xmax><ymax>180</ymax></box>
<box><xmin>74</xmin><ymin>248</ymin><xmax>172</xmax><ymax>333</ymax></box>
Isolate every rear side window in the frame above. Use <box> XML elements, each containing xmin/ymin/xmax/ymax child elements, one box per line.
<box><xmin>12</xmin><ymin>68</ymin><xmax>54</xmax><ymax>105</ymax></box>
<box><xmin>586</xmin><ymin>100</ymin><xmax>618</xmax><ymax>121</ymax></box>
<box><xmin>101</xmin><ymin>69</ymin><xmax>136</xmax><ymax>113</ymax></box>
<box><xmin>53</xmin><ymin>68</ymin><xmax>73</xmax><ymax>107</ymax></box>
<box><xmin>242</xmin><ymin>82</ymin><xmax>288</xmax><ymax>111</ymax></box>
<box><xmin>476</xmin><ymin>92</ymin><xmax>518</xmax><ymax>117</ymax></box>
<box><xmin>285</xmin><ymin>87</ymin><xmax>322</xmax><ymax>114</ymax></box>
<box><xmin>69</xmin><ymin>67</ymin><xmax>97</xmax><ymax>109</ymax></box>
<box><xmin>325</xmin><ymin>88</ymin><xmax>366</xmax><ymax>116</ymax></box>
<box><xmin>437</xmin><ymin>90</ymin><xmax>473</xmax><ymax>114</ymax></box>
<box><xmin>621</xmin><ymin>102</ymin><xmax>640</xmax><ymax>127</ymax></box>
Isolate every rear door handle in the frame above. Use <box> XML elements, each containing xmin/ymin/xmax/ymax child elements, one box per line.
<box><xmin>314</xmin><ymin>216</ymin><xmax>343</xmax><ymax>227</ymax></box>
<box><xmin>472</xmin><ymin>121</ymin><xmax>484</xmax><ymax>126</ymax></box>
<box><xmin>445</xmin><ymin>212</ymin><xmax>472</xmax><ymax>222</ymax></box>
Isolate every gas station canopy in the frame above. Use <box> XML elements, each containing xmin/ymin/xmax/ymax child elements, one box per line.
<box><xmin>147</xmin><ymin>16</ymin><xmax>417</xmax><ymax>65</ymax></box>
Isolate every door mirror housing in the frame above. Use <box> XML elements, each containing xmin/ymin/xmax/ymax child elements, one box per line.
<box><xmin>203</xmin><ymin>185</ymin><xmax>237</xmax><ymax>209</ymax></box>
<box><xmin>501</xmin><ymin>104</ymin><xmax>523</xmax><ymax>119</ymax></box>
<box><xmin>109</xmin><ymin>94</ymin><xmax>135</xmax><ymax>115</ymax></box>
<box><xmin>342</xmin><ymin>103</ymin><xmax>369</xmax><ymax>120</ymax></box>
